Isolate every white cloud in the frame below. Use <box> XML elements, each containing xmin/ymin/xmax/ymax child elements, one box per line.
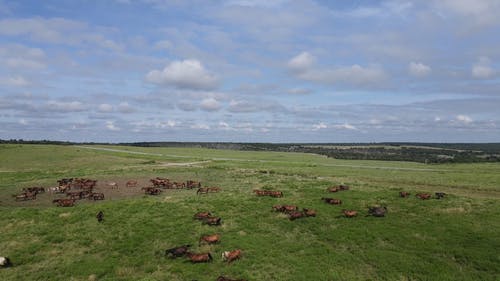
<box><xmin>0</xmin><ymin>75</ymin><xmax>30</xmax><ymax>87</ymax></box>
<box><xmin>105</xmin><ymin>121</ymin><xmax>120</xmax><ymax>131</ymax></box>
<box><xmin>117</xmin><ymin>102</ymin><xmax>135</xmax><ymax>113</ymax></box>
<box><xmin>288</xmin><ymin>52</ymin><xmax>386</xmax><ymax>86</ymax></box>
<box><xmin>46</xmin><ymin>101</ymin><xmax>87</xmax><ymax>112</ymax></box>
<box><xmin>408</xmin><ymin>62</ymin><xmax>431</xmax><ymax>77</ymax></box>
<box><xmin>312</xmin><ymin>122</ymin><xmax>327</xmax><ymax>130</ymax></box>
<box><xmin>200</xmin><ymin>97</ymin><xmax>221</xmax><ymax>111</ymax></box>
<box><xmin>287</xmin><ymin>52</ymin><xmax>315</xmax><ymax>73</ymax></box>
<box><xmin>190</xmin><ymin>123</ymin><xmax>210</xmax><ymax>130</ymax></box>
<box><xmin>98</xmin><ymin>103</ymin><xmax>114</xmax><ymax>113</ymax></box>
<box><xmin>334</xmin><ymin>123</ymin><xmax>358</xmax><ymax>130</ymax></box>
<box><xmin>472</xmin><ymin>57</ymin><xmax>494</xmax><ymax>79</ymax></box>
<box><xmin>435</xmin><ymin>0</ymin><xmax>500</xmax><ymax>27</ymax></box>
<box><xmin>146</xmin><ymin>59</ymin><xmax>218</xmax><ymax>90</ymax></box>
<box><xmin>456</xmin><ymin>114</ymin><xmax>472</xmax><ymax>124</ymax></box>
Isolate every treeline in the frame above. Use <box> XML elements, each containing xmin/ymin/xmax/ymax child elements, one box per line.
<box><xmin>1</xmin><ymin>139</ymin><xmax>499</xmax><ymax>163</ymax></box>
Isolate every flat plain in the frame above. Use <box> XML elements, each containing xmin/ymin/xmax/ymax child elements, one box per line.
<box><xmin>1</xmin><ymin>144</ymin><xmax>499</xmax><ymax>281</ymax></box>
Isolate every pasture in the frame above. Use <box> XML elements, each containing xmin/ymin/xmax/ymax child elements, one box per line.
<box><xmin>1</xmin><ymin>144</ymin><xmax>499</xmax><ymax>281</ymax></box>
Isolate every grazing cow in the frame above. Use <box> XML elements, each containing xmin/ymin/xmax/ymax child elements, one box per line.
<box><xmin>216</xmin><ymin>276</ymin><xmax>247</xmax><ymax>281</ymax></box>
<box><xmin>196</xmin><ymin>187</ymin><xmax>209</xmax><ymax>195</ymax></box>
<box><xmin>322</xmin><ymin>197</ymin><xmax>342</xmax><ymax>205</ymax></box>
<box><xmin>126</xmin><ymin>180</ymin><xmax>137</xmax><ymax>187</ymax></box>
<box><xmin>199</xmin><ymin>234</ymin><xmax>220</xmax><ymax>245</ymax></box>
<box><xmin>66</xmin><ymin>191</ymin><xmax>83</xmax><ymax>200</ymax></box>
<box><xmin>186</xmin><ymin>252</ymin><xmax>212</xmax><ymax>263</ymax></box>
<box><xmin>435</xmin><ymin>192</ymin><xmax>446</xmax><ymax>199</ymax></box>
<box><xmin>268</xmin><ymin>191</ymin><xmax>283</xmax><ymax>198</ymax></box>
<box><xmin>277</xmin><ymin>205</ymin><xmax>298</xmax><ymax>213</ymax></box>
<box><xmin>327</xmin><ymin>187</ymin><xmax>339</xmax><ymax>193</ymax></box>
<box><xmin>55</xmin><ymin>199</ymin><xmax>75</xmax><ymax>207</ymax></box>
<box><xmin>194</xmin><ymin>211</ymin><xmax>212</xmax><ymax>220</ymax></box>
<box><xmin>303</xmin><ymin>208</ymin><xmax>316</xmax><ymax>217</ymax></box>
<box><xmin>416</xmin><ymin>193</ymin><xmax>432</xmax><ymax>200</ymax></box>
<box><xmin>203</xmin><ymin>217</ymin><xmax>222</xmax><ymax>226</ymax></box>
<box><xmin>338</xmin><ymin>184</ymin><xmax>350</xmax><ymax>191</ymax></box>
<box><xmin>367</xmin><ymin>206</ymin><xmax>387</xmax><ymax>217</ymax></box>
<box><xmin>399</xmin><ymin>191</ymin><xmax>410</xmax><ymax>198</ymax></box>
<box><xmin>14</xmin><ymin>192</ymin><xmax>36</xmax><ymax>201</ymax></box>
<box><xmin>288</xmin><ymin>211</ymin><xmax>305</xmax><ymax>221</ymax></box>
<box><xmin>165</xmin><ymin>245</ymin><xmax>191</xmax><ymax>258</ymax></box>
<box><xmin>272</xmin><ymin>205</ymin><xmax>283</xmax><ymax>212</ymax></box>
<box><xmin>186</xmin><ymin>180</ymin><xmax>202</xmax><ymax>189</ymax></box>
<box><xmin>342</xmin><ymin>209</ymin><xmax>358</xmax><ymax>218</ymax></box>
<box><xmin>221</xmin><ymin>249</ymin><xmax>242</xmax><ymax>263</ymax></box>
<box><xmin>0</xmin><ymin>256</ymin><xmax>12</xmax><ymax>268</ymax></box>
<box><xmin>89</xmin><ymin>192</ymin><xmax>105</xmax><ymax>200</ymax></box>
<box><xmin>208</xmin><ymin>187</ymin><xmax>221</xmax><ymax>193</ymax></box>
<box><xmin>146</xmin><ymin>188</ymin><xmax>162</xmax><ymax>195</ymax></box>
<box><xmin>253</xmin><ymin>190</ymin><xmax>267</xmax><ymax>196</ymax></box>
<box><xmin>96</xmin><ymin>211</ymin><xmax>104</xmax><ymax>223</ymax></box>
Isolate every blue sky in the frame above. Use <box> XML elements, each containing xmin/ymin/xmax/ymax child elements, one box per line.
<box><xmin>0</xmin><ymin>0</ymin><xmax>499</xmax><ymax>142</ymax></box>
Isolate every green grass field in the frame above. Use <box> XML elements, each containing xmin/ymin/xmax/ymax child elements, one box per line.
<box><xmin>1</xmin><ymin>144</ymin><xmax>499</xmax><ymax>281</ymax></box>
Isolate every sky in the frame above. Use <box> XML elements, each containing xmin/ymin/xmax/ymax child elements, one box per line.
<box><xmin>0</xmin><ymin>0</ymin><xmax>499</xmax><ymax>143</ymax></box>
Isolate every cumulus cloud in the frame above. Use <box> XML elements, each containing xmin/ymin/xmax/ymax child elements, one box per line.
<box><xmin>146</xmin><ymin>59</ymin><xmax>218</xmax><ymax>90</ymax></box>
<box><xmin>200</xmin><ymin>97</ymin><xmax>221</xmax><ymax>111</ymax></box>
<box><xmin>0</xmin><ymin>75</ymin><xmax>31</xmax><ymax>87</ymax></box>
<box><xmin>105</xmin><ymin>121</ymin><xmax>120</xmax><ymax>131</ymax></box>
<box><xmin>472</xmin><ymin>57</ymin><xmax>494</xmax><ymax>79</ymax></box>
<box><xmin>98</xmin><ymin>103</ymin><xmax>113</xmax><ymax>113</ymax></box>
<box><xmin>408</xmin><ymin>62</ymin><xmax>431</xmax><ymax>77</ymax></box>
<box><xmin>287</xmin><ymin>52</ymin><xmax>315</xmax><ymax>73</ymax></box>
<box><xmin>312</xmin><ymin>122</ymin><xmax>327</xmax><ymax>130</ymax></box>
<box><xmin>287</xmin><ymin>52</ymin><xmax>386</xmax><ymax>86</ymax></box>
<box><xmin>456</xmin><ymin>114</ymin><xmax>472</xmax><ymax>124</ymax></box>
<box><xmin>117</xmin><ymin>102</ymin><xmax>135</xmax><ymax>113</ymax></box>
<box><xmin>46</xmin><ymin>101</ymin><xmax>87</xmax><ymax>112</ymax></box>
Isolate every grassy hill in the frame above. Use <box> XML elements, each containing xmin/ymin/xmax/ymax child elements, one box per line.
<box><xmin>1</xmin><ymin>144</ymin><xmax>499</xmax><ymax>280</ymax></box>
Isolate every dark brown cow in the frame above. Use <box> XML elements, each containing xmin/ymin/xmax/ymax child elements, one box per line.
<box><xmin>281</xmin><ymin>205</ymin><xmax>299</xmax><ymax>213</ymax></box>
<box><xmin>55</xmin><ymin>199</ymin><xmax>75</xmax><ymax>207</ymax></box>
<box><xmin>416</xmin><ymin>193</ymin><xmax>432</xmax><ymax>200</ymax></box>
<box><xmin>342</xmin><ymin>209</ymin><xmax>358</xmax><ymax>218</ymax></box>
<box><xmin>327</xmin><ymin>187</ymin><xmax>339</xmax><ymax>193</ymax></box>
<box><xmin>194</xmin><ymin>211</ymin><xmax>212</xmax><ymax>220</ymax></box>
<box><xmin>435</xmin><ymin>192</ymin><xmax>446</xmax><ymax>199</ymax></box>
<box><xmin>399</xmin><ymin>191</ymin><xmax>410</xmax><ymax>198</ymax></box>
<box><xmin>14</xmin><ymin>192</ymin><xmax>36</xmax><ymax>201</ymax></box>
<box><xmin>338</xmin><ymin>184</ymin><xmax>350</xmax><ymax>191</ymax></box>
<box><xmin>96</xmin><ymin>211</ymin><xmax>104</xmax><ymax>223</ymax></box>
<box><xmin>203</xmin><ymin>217</ymin><xmax>222</xmax><ymax>226</ymax></box>
<box><xmin>216</xmin><ymin>276</ymin><xmax>247</xmax><ymax>281</ymax></box>
<box><xmin>199</xmin><ymin>234</ymin><xmax>220</xmax><ymax>245</ymax></box>
<box><xmin>186</xmin><ymin>180</ymin><xmax>202</xmax><ymax>189</ymax></box>
<box><xmin>89</xmin><ymin>192</ymin><xmax>105</xmax><ymax>200</ymax></box>
<box><xmin>196</xmin><ymin>187</ymin><xmax>209</xmax><ymax>195</ymax></box>
<box><xmin>268</xmin><ymin>191</ymin><xmax>283</xmax><ymax>198</ymax></box>
<box><xmin>322</xmin><ymin>197</ymin><xmax>342</xmax><ymax>205</ymax></box>
<box><xmin>165</xmin><ymin>245</ymin><xmax>191</xmax><ymax>258</ymax></box>
<box><xmin>222</xmin><ymin>249</ymin><xmax>242</xmax><ymax>263</ymax></box>
<box><xmin>288</xmin><ymin>211</ymin><xmax>305</xmax><ymax>220</ymax></box>
<box><xmin>367</xmin><ymin>206</ymin><xmax>387</xmax><ymax>217</ymax></box>
<box><xmin>186</xmin><ymin>252</ymin><xmax>212</xmax><ymax>263</ymax></box>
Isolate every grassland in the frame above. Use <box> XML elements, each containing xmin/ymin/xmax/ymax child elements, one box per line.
<box><xmin>1</xmin><ymin>144</ymin><xmax>499</xmax><ymax>281</ymax></box>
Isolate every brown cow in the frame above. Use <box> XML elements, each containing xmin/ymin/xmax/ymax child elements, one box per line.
<box><xmin>203</xmin><ymin>217</ymin><xmax>222</xmax><ymax>226</ymax></box>
<box><xmin>196</xmin><ymin>187</ymin><xmax>209</xmax><ymax>195</ymax></box>
<box><xmin>416</xmin><ymin>193</ymin><xmax>432</xmax><ymax>200</ymax></box>
<box><xmin>221</xmin><ymin>249</ymin><xmax>242</xmax><ymax>263</ymax></box>
<box><xmin>288</xmin><ymin>211</ymin><xmax>305</xmax><ymax>220</ymax></box>
<box><xmin>253</xmin><ymin>190</ymin><xmax>267</xmax><ymax>196</ymax></box>
<box><xmin>126</xmin><ymin>180</ymin><xmax>137</xmax><ymax>187</ymax></box>
<box><xmin>186</xmin><ymin>180</ymin><xmax>202</xmax><ymax>189</ymax></box>
<box><xmin>268</xmin><ymin>191</ymin><xmax>283</xmax><ymax>198</ymax></box>
<box><xmin>56</xmin><ymin>199</ymin><xmax>75</xmax><ymax>207</ymax></box>
<box><xmin>186</xmin><ymin>252</ymin><xmax>212</xmax><ymax>263</ymax></box>
<box><xmin>303</xmin><ymin>208</ymin><xmax>316</xmax><ymax>217</ymax></box>
<box><xmin>194</xmin><ymin>211</ymin><xmax>212</xmax><ymax>220</ymax></box>
<box><xmin>199</xmin><ymin>234</ymin><xmax>220</xmax><ymax>245</ymax></box>
<box><xmin>399</xmin><ymin>191</ymin><xmax>410</xmax><ymax>198</ymax></box>
<box><xmin>342</xmin><ymin>209</ymin><xmax>358</xmax><ymax>218</ymax></box>
<box><xmin>327</xmin><ymin>187</ymin><xmax>339</xmax><ymax>193</ymax></box>
<box><xmin>281</xmin><ymin>205</ymin><xmax>299</xmax><ymax>213</ymax></box>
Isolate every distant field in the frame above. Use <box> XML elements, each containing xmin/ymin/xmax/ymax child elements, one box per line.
<box><xmin>1</xmin><ymin>144</ymin><xmax>499</xmax><ymax>281</ymax></box>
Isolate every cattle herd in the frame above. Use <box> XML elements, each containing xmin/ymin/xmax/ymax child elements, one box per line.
<box><xmin>5</xmin><ymin>175</ymin><xmax>448</xmax><ymax>280</ymax></box>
